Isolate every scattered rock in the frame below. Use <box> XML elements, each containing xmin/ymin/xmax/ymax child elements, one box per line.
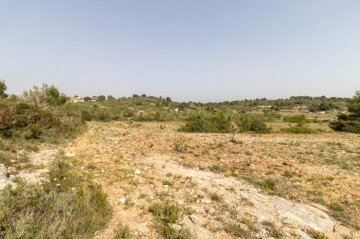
<box><xmin>136</xmin><ymin>223</ymin><xmax>150</xmax><ymax>237</ymax></box>
<box><xmin>0</xmin><ymin>164</ymin><xmax>8</xmax><ymax>179</ymax></box>
<box><xmin>7</xmin><ymin>166</ymin><xmax>17</xmax><ymax>174</ymax></box>
<box><xmin>189</xmin><ymin>214</ymin><xmax>199</xmax><ymax>224</ymax></box>
<box><xmin>201</xmin><ymin>199</ymin><xmax>212</xmax><ymax>204</ymax></box>
<box><xmin>118</xmin><ymin>198</ymin><xmax>126</xmax><ymax>204</ymax></box>
<box><xmin>170</xmin><ymin>224</ymin><xmax>182</xmax><ymax>231</ymax></box>
<box><xmin>208</xmin><ymin>207</ymin><xmax>216</xmax><ymax>215</ymax></box>
<box><xmin>134</xmin><ymin>169</ymin><xmax>141</xmax><ymax>175</ymax></box>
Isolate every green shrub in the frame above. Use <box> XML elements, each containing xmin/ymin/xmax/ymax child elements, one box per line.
<box><xmin>262</xmin><ymin>179</ymin><xmax>276</xmax><ymax>192</ymax></box>
<box><xmin>179</xmin><ymin>111</ymin><xmax>219</xmax><ymax>133</ymax></box>
<box><xmin>329</xmin><ymin>120</ymin><xmax>360</xmax><ymax>134</ymax></box>
<box><xmin>224</xmin><ymin>222</ymin><xmax>250</xmax><ymax>237</ymax></box>
<box><xmin>283</xmin><ymin>114</ymin><xmax>308</xmax><ymax>126</ymax></box>
<box><xmin>0</xmin><ymin>158</ymin><xmax>112</xmax><ymax>239</ymax></box>
<box><xmin>281</xmin><ymin>126</ymin><xmax>317</xmax><ymax>134</ymax></box>
<box><xmin>330</xmin><ymin>91</ymin><xmax>360</xmax><ymax>133</ymax></box>
<box><xmin>235</xmin><ymin>113</ymin><xmax>271</xmax><ymax>133</ymax></box>
<box><xmin>149</xmin><ymin>201</ymin><xmax>180</xmax><ymax>224</ymax></box>
<box><xmin>149</xmin><ymin>201</ymin><xmax>194</xmax><ymax>239</ymax></box>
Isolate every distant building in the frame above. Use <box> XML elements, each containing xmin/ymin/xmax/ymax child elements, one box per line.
<box><xmin>68</xmin><ymin>96</ymin><xmax>84</xmax><ymax>103</ymax></box>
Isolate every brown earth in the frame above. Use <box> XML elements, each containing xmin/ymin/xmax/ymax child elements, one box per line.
<box><xmin>59</xmin><ymin>121</ymin><xmax>359</xmax><ymax>239</ymax></box>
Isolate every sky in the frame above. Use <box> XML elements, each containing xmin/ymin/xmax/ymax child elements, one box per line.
<box><xmin>0</xmin><ymin>0</ymin><xmax>359</xmax><ymax>102</ymax></box>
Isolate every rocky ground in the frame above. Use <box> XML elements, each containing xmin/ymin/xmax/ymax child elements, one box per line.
<box><xmin>2</xmin><ymin>121</ymin><xmax>359</xmax><ymax>238</ymax></box>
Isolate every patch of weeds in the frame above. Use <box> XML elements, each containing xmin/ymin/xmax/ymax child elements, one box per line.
<box><xmin>114</xmin><ymin>223</ymin><xmax>132</xmax><ymax>239</ymax></box>
<box><xmin>230</xmin><ymin>138</ymin><xmax>243</xmax><ymax>145</ymax></box>
<box><xmin>224</xmin><ymin>222</ymin><xmax>250</xmax><ymax>238</ymax></box>
<box><xmin>86</xmin><ymin>164</ymin><xmax>97</xmax><ymax>170</ymax></box>
<box><xmin>125</xmin><ymin>197</ymin><xmax>135</xmax><ymax>208</ymax></box>
<box><xmin>282</xmin><ymin>171</ymin><xmax>293</xmax><ymax>178</ymax></box>
<box><xmin>261</xmin><ymin>221</ymin><xmax>283</xmax><ymax>238</ymax></box>
<box><xmin>244</xmin><ymin>150</ymin><xmax>253</xmax><ymax>156</ymax></box>
<box><xmin>209</xmin><ymin>192</ymin><xmax>223</xmax><ymax>202</ymax></box>
<box><xmin>149</xmin><ymin>201</ymin><xmax>195</xmax><ymax>239</ymax></box>
<box><xmin>208</xmin><ymin>164</ymin><xmax>226</xmax><ymax>173</ymax></box>
<box><xmin>174</xmin><ymin>138</ymin><xmax>187</xmax><ymax>153</ymax></box>
<box><xmin>162</xmin><ymin>180</ymin><xmax>174</xmax><ymax>186</ymax></box>
<box><xmin>328</xmin><ymin>201</ymin><xmax>352</xmax><ymax>224</ymax></box>
<box><xmin>0</xmin><ymin>158</ymin><xmax>112</xmax><ymax>239</ymax></box>
<box><xmin>149</xmin><ymin>201</ymin><xmax>180</xmax><ymax>224</ymax></box>
<box><xmin>240</xmin><ymin>214</ymin><xmax>258</xmax><ymax>232</ymax></box>
<box><xmin>307</xmin><ymin>229</ymin><xmax>328</xmax><ymax>239</ymax></box>
<box><xmin>215</xmin><ymin>142</ymin><xmax>224</xmax><ymax>148</ymax></box>
<box><xmin>158</xmin><ymin>225</ymin><xmax>195</xmax><ymax>239</ymax></box>
<box><xmin>329</xmin><ymin>201</ymin><xmax>345</xmax><ymax>212</ymax></box>
<box><xmin>262</xmin><ymin>179</ymin><xmax>276</xmax><ymax>192</ymax></box>
<box><xmin>340</xmin><ymin>162</ymin><xmax>351</xmax><ymax>170</ymax></box>
<box><xmin>138</xmin><ymin>193</ymin><xmax>147</xmax><ymax>199</ymax></box>
<box><xmin>313</xmin><ymin>194</ymin><xmax>326</xmax><ymax>205</ymax></box>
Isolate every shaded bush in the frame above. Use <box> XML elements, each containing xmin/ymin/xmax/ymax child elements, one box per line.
<box><xmin>329</xmin><ymin>120</ymin><xmax>360</xmax><ymax>134</ymax></box>
<box><xmin>330</xmin><ymin>91</ymin><xmax>360</xmax><ymax>133</ymax></box>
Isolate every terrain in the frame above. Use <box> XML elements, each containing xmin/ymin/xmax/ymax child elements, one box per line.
<box><xmin>57</xmin><ymin>121</ymin><xmax>360</xmax><ymax>238</ymax></box>
<box><xmin>1</xmin><ymin>83</ymin><xmax>359</xmax><ymax>238</ymax></box>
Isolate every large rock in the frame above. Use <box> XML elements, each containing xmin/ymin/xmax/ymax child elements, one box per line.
<box><xmin>0</xmin><ymin>164</ymin><xmax>10</xmax><ymax>179</ymax></box>
<box><xmin>0</xmin><ymin>164</ymin><xmax>11</xmax><ymax>189</ymax></box>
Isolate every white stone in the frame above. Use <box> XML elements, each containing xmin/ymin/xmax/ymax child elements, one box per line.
<box><xmin>118</xmin><ymin>197</ymin><xmax>126</xmax><ymax>204</ymax></box>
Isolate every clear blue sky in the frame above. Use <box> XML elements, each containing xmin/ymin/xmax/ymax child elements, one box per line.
<box><xmin>1</xmin><ymin>0</ymin><xmax>359</xmax><ymax>102</ymax></box>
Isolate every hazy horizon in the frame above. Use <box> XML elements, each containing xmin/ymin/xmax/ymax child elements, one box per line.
<box><xmin>1</xmin><ymin>1</ymin><xmax>359</xmax><ymax>102</ymax></box>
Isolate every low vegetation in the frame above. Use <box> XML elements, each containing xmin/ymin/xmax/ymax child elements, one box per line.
<box><xmin>330</xmin><ymin>91</ymin><xmax>360</xmax><ymax>133</ymax></box>
<box><xmin>149</xmin><ymin>200</ymin><xmax>194</xmax><ymax>239</ymax></box>
<box><xmin>0</xmin><ymin>157</ymin><xmax>112</xmax><ymax>238</ymax></box>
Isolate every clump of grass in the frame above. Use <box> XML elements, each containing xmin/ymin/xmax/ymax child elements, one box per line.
<box><xmin>149</xmin><ymin>201</ymin><xmax>195</xmax><ymax>239</ymax></box>
<box><xmin>262</xmin><ymin>179</ymin><xmax>276</xmax><ymax>192</ymax></box>
<box><xmin>208</xmin><ymin>164</ymin><xmax>226</xmax><ymax>173</ymax></box>
<box><xmin>223</xmin><ymin>222</ymin><xmax>250</xmax><ymax>237</ymax></box>
<box><xmin>262</xmin><ymin>221</ymin><xmax>283</xmax><ymax>238</ymax></box>
<box><xmin>0</xmin><ymin>157</ymin><xmax>112</xmax><ymax>239</ymax></box>
<box><xmin>209</xmin><ymin>192</ymin><xmax>223</xmax><ymax>202</ymax></box>
<box><xmin>114</xmin><ymin>223</ymin><xmax>132</xmax><ymax>239</ymax></box>
<box><xmin>307</xmin><ymin>229</ymin><xmax>328</xmax><ymax>239</ymax></box>
<box><xmin>149</xmin><ymin>201</ymin><xmax>180</xmax><ymax>224</ymax></box>
<box><xmin>281</xmin><ymin>126</ymin><xmax>317</xmax><ymax>134</ymax></box>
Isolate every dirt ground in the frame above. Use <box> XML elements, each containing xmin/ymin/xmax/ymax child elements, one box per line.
<box><xmin>58</xmin><ymin>121</ymin><xmax>360</xmax><ymax>238</ymax></box>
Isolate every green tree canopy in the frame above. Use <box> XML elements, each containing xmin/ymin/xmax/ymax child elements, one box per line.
<box><xmin>0</xmin><ymin>80</ymin><xmax>7</xmax><ymax>98</ymax></box>
<box><xmin>329</xmin><ymin>90</ymin><xmax>360</xmax><ymax>133</ymax></box>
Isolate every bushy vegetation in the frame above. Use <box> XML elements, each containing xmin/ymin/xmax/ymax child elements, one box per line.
<box><xmin>179</xmin><ymin>111</ymin><xmax>232</xmax><ymax>133</ymax></box>
<box><xmin>281</xmin><ymin>126</ymin><xmax>317</xmax><ymax>134</ymax></box>
<box><xmin>0</xmin><ymin>101</ymin><xmax>84</xmax><ymax>140</ymax></box>
<box><xmin>180</xmin><ymin>110</ymin><xmax>271</xmax><ymax>134</ymax></box>
<box><xmin>283</xmin><ymin>114</ymin><xmax>309</xmax><ymax>126</ymax></box>
<box><xmin>0</xmin><ymin>157</ymin><xmax>112</xmax><ymax>238</ymax></box>
<box><xmin>329</xmin><ymin>91</ymin><xmax>360</xmax><ymax>133</ymax></box>
<box><xmin>235</xmin><ymin>113</ymin><xmax>271</xmax><ymax>133</ymax></box>
<box><xmin>0</xmin><ymin>82</ymin><xmax>85</xmax><ymax>141</ymax></box>
<box><xmin>149</xmin><ymin>201</ymin><xmax>194</xmax><ymax>239</ymax></box>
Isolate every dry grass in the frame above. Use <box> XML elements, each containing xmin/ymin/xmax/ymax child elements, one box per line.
<box><xmin>84</xmin><ymin>121</ymin><xmax>359</xmax><ymax>227</ymax></box>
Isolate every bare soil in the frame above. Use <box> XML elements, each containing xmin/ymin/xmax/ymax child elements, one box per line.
<box><xmin>61</xmin><ymin>121</ymin><xmax>359</xmax><ymax>239</ymax></box>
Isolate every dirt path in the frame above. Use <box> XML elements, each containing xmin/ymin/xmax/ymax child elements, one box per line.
<box><xmin>63</xmin><ymin>122</ymin><xmax>359</xmax><ymax>239</ymax></box>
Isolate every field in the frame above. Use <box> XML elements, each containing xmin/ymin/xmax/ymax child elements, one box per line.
<box><xmin>61</xmin><ymin>121</ymin><xmax>359</xmax><ymax>238</ymax></box>
<box><xmin>1</xmin><ymin>87</ymin><xmax>359</xmax><ymax>238</ymax></box>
